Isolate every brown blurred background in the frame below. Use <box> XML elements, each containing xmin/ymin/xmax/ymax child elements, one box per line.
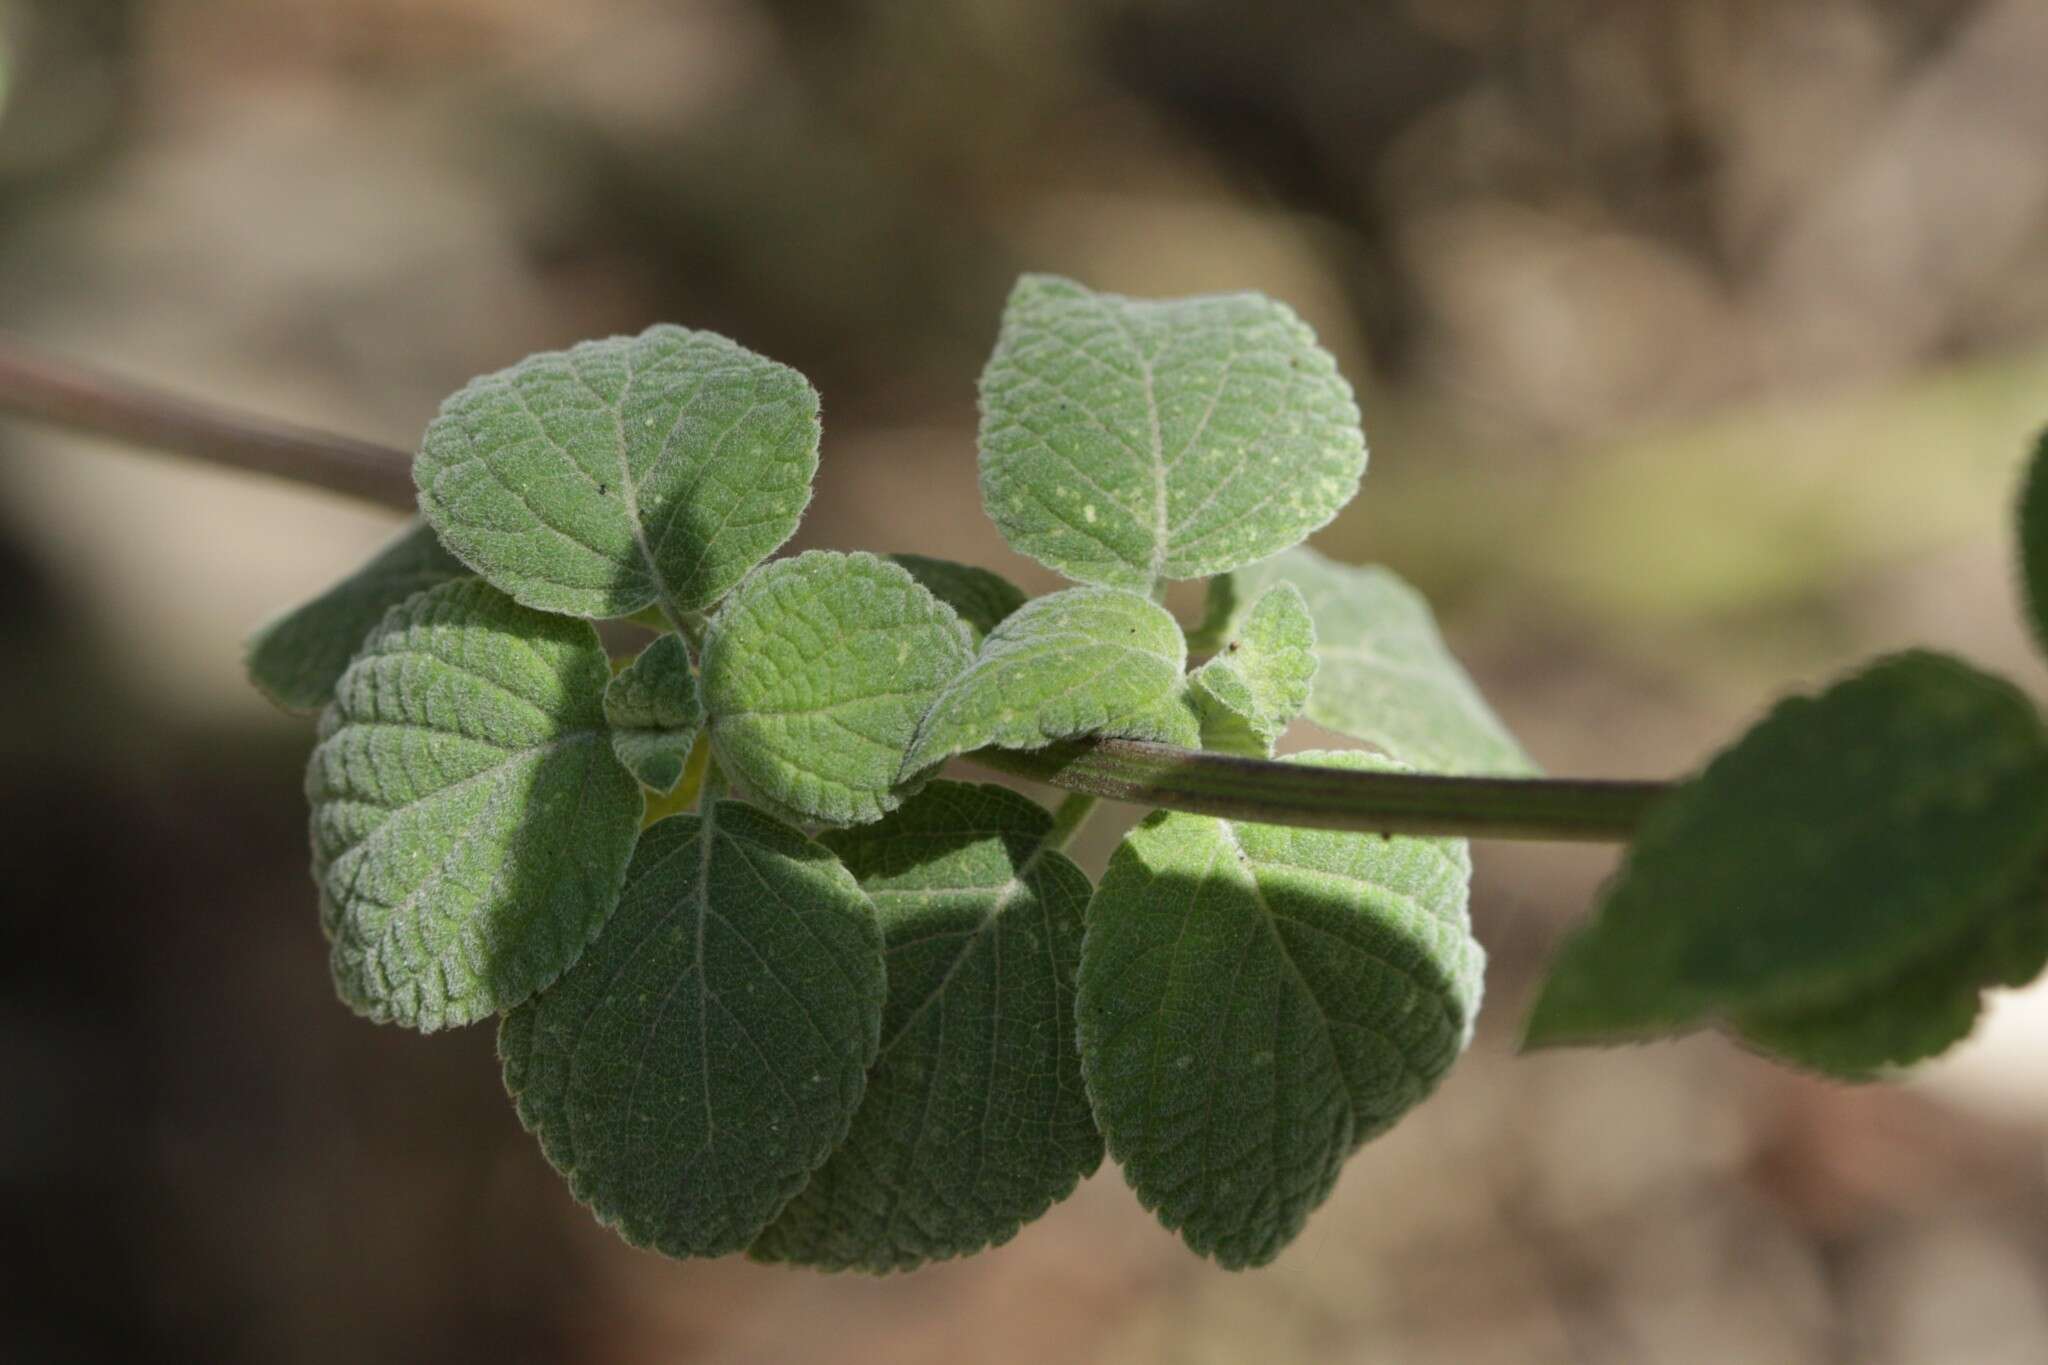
<box><xmin>6</xmin><ymin>2</ymin><xmax>2048</xmax><ymax>1361</ymax></box>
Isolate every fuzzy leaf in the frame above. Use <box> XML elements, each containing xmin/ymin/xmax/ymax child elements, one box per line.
<box><xmin>1077</xmin><ymin>750</ymin><xmax>1483</xmax><ymax>1268</ymax></box>
<box><xmin>702</xmin><ymin>551</ymin><xmax>974</xmax><ymax>825</ymax></box>
<box><xmin>888</xmin><ymin>553</ymin><xmax>1028</xmax><ymax>644</ymax></box>
<box><xmin>1525</xmin><ymin>652</ymin><xmax>2048</xmax><ymax>1073</ymax></box>
<box><xmin>246</xmin><ymin>521</ymin><xmax>468</xmax><ymax>714</ymax></box>
<box><xmin>751</xmin><ymin>781</ymin><xmax>1102</xmax><ymax>1271</ymax></box>
<box><xmin>2020</xmin><ymin>429</ymin><xmax>2048</xmax><ymax>657</ymax></box>
<box><xmin>500</xmin><ymin>801</ymin><xmax>885</xmax><ymax>1258</ymax></box>
<box><xmin>979</xmin><ymin>275</ymin><xmax>1367</xmax><ymax>593</ymax></box>
<box><xmin>416</xmin><ymin>325</ymin><xmax>819</xmax><ymax>620</ymax></box>
<box><xmin>308</xmin><ymin>579</ymin><xmax>643</xmax><ymax>1031</ymax></box>
<box><xmin>1221</xmin><ymin>548</ymin><xmax>1533</xmax><ymax>775</ymax></box>
<box><xmin>605</xmin><ymin>634</ymin><xmax>702</xmax><ymax>794</ymax></box>
<box><xmin>1190</xmin><ymin>582</ymin><xmax>1317</xmax><ymax>755</ymax></box>
<box><xmin>904</xmin><ymin>586</ymin><xmax>1200</xmax><ymax>774</ymax></box>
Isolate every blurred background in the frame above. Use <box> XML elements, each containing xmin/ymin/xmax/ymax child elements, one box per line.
<box><xmin>5</xmin><ymin>1</ymin><xmax>2048</xmax><ymax>1361</ymax></box>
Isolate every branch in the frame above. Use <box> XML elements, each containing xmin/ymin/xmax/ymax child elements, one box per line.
<box><xmin>0</xmin><ymin>330</ymin><xmax>1674</xmax><ymax>843</ymax></box>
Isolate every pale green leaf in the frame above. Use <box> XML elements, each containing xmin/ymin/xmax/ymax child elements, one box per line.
<box><xmin>416</xmin><ymin>325</ymin><xmax>819</xmax><ymax>620</ymax></box>
<box><xmin>701</xmin><ymin>551</ymin><xmax>974</xmax><ymax>825</ymax></box>
<box><xmin>1190</xmin><ymin>582</ymin><xmax>1317</xmax><ymax>756</ymax></box>
<box><xmin>246</xmin><ymin>521</ymin><xmax>468</xmax><ymax>714</ymax></box>
<box><xmin>1223</xmin><ymin>548</ymin><xmax>1534</xmax><ymax>775</ymax></box>
<box><xmin>500</xmin><ymin>801</ymin><xmax>885</xmax><ymax>1258</ymax></box>
<box><xmin>887</xmin><ymin>553</ymin><xmax>1028</xmax><ymax>644</ymax></box>
<box><xmin>904</xmin><ymin>586</ymin><xmax>1200</xmax><ymax>774</ymax></box>
<box><xmin>752</xmin><ymin>781</ymin><xmax>1102</xmax><ymax>1271</ymax></box>
<box><xmin>979</xmin><ymin>275</ymin><xmax>1367</xmax><ymax>593</ymax></box>
<box><xmin>1078</xmin><ymin>750</ymin><xmax>1483</xmax><ymax>1268</ymax></box>
<box><xmin>308</xmin><ymin>579</ymin><xmax>644</xmax><ymax>1031</ymax></box>
<box><xmin>605</xmin><ymin>633</ymin><xmax>702</xmax><ymax>794</ymax></box>
<box><xmin>1525</xmin><ymin>652</ymin><xmax>2048</xmax><ymax>1075</ymax></box>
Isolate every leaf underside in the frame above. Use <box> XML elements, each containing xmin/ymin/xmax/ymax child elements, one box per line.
<box><xmin>605</xmin><ymin>633</ymin><xmax>703</xmax><ymax>794</ymax></box>
<box><xmin>1190</xmin><ymin>581</ymin><xmax>1318</xmax><ymax>756</ymax></box>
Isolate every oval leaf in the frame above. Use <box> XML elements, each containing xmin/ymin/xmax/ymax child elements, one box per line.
<box><xmin>1190</xmin><ymin>581</ymin><xmax>1317</xmax><ymax>756</ymax></box>
<box><xmin>1077</xmin><ymin>750</ymin><xmax>1483</xmax><ymax>1268</ymax></box>
<box><xmin>308</xmin><ymin>579</ymin><xmax>643</xmax><ymax>1031</ymax></box>
<box><xmin>887</xmin><ymin>553</ymin><xmax>1028</xmax><ymax>644</ymax></box>
<box><xmin>416</xmin><ymin>325</ymin><xmax>820</xmax><ymax>620</ymax></box>
<box><xmin>979</xmin><ymin>275</ymin><xmax>1367</xmax><ymax>593</ymax></box>
<box><xmin>500</xmin><ymin>802</ymin><xmax>886</xmax><ymax>1257</ymax></box>
<box><xmin>605</xmin><ymin>633</ymin><xmax>703</xmax><ymax>794</ymax></box>
<box><xmin>752</xmin><ymin>781</ymin><xmax>1102</xmax><ymax>1271</ymax></box>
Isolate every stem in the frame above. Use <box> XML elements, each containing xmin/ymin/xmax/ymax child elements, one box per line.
<box><xmin>0</xmin><ymin>331</ymin><xmax>1678</xmax><ymax>844</ymax></box>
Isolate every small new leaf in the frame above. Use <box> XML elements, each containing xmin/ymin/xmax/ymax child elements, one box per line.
<box><xmin>416</xmin><ymin>325</ymin><xmax>819</xmax><ymax>621</ymax></box>
<box><xmin>979</xmin><ymin>275</ymin><xmax>1367</xmax><ymax>593</ymax></box>
<box><xmin>888</xmin><ymin>553</ymin><xmax>1028</xmax><ymax>644</ymax></box>
<box><xmin>904</xmin><ymin>586</ymin><xmax>1200</xmax><ymax>774</ymax></box>
<box><xmin>702</xmin><ymin>551</ymin><xmax>974</xmax><ymax>825</ymax></box>
<box><xmin>604</xmin><ymin>633</ymin><xmax>703</xmax><ymax>794</ymax></box>
<box><xmin>1190</xmin><ymin>582</ymin><xmax>1317</xmax><ymax>755</ymax></box>
<box><xmin>500</xmin><ymin>802</ymin><xmax>886</xmax><ymax>1258</ymax></box>
<box><xmin>246</xmin><ymin>521</ymin><xmax>468</xmax><ymax>714</ymax></box>
<box><xmin>1078</xmin><ymin>751</ymin><xmax>1484</xmax><ymax>1268</ymax></box>
<box><xmin>308</xmin><ymin>579</ymin><xmax>643</xmax><ymax>1030</ymax></box>
<box><xmin>752</xmin><ymin>782</ymin><xmax>1102</xmax><ymax>1271</ymax></box>
<box><xmin>1525</xmin><ymin>651</ymin><xmax>2048</xmax><ymax>1075</ymax></box>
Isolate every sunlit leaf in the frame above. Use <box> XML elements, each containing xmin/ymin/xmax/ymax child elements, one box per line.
<box><xmin>888</xmin><ymin>553</ymin><xmax>1028</xmax><ymax>644</ymax></box>
<box><xmin>1189</xmin><ymin>582</ymin><xmax>1316</xmax><ymax>756</ymax></box>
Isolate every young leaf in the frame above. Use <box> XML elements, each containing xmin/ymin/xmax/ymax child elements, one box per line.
<box><xmin>308</xmin><ymin>579</ymin><xmax>643</xmax><ymax>1031</ymax></box>
<box><xmin>903</xmin><ymin>586</ymin><xmax>1201</xmax><ymax>774</ymax></box>
<box><xmin>416</xmin><ymin>325</ymin><xmax>820</xmax><ymax>621</ymax></box>
<box><xmin>1225</xmin><ymin>548</ymin><xmax>1534</xmax><ymax>775</ymax></box>
<box><xmin>887</xmin><ymin>553</ymin><xmax>1028</xmax><ymax>644</ymax></box>
<box><xmin>1189</xmin><ymin>582</ymin><xmax>1317</xmax><ymax>756</ymax></box>
<box><xmin>701</xmin><ymin>551</ymin><xmax>974</xmax><ymax>825</ymax></box>
<box><xmin>751</xmin><ymin>781</ymin><xmax>1102</xmax><ymax>1271</ymax></box>
<box><xmin>604</xmin><ymin>633</ymin><xmax>702</xmax><ymax>794</ymax></box>
<box><xmin>2019</xmin><ymin>428</ymin><xmax>2048</xmax><ymax>655</ymax></box>
<box><xmin>978</xmin><ymin>275</ymin><xmax>1367</xmax><ymax>594</ymax></box>
<box><xmin>1525</xmin><ymin>651</ymin><xmax>2048</xmax><ymax>1073</ymax></box>
<box><xmin>1077</xmin><ymin>750</ymin><xmax>1484</xmax><ymax>1268</ymax></box>
<box><xmin>499</xmin><ymin>801</ymin><xmax>886</xmax><ymax>1258</ymax></box>
<box><xmin>246</xmin><ymin>521</ymin><xmax>468</xmax><ymax>714</ymax></box>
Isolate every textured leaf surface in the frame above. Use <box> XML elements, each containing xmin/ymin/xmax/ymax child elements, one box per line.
<box><xmin>1078</xmin><ymin>751</ymin><xmax>1483</xmax><ymax>1268</ymax></box>
<box><xmin>1223</xmin><ymin>548</ymin><xmax>1533</xmax><ymax>775</ymax></box>
<box><xmin>2020</xmin><ymin>429</ymin><xmax>2048</xmax><ymax>657</ymax></box>
<box><xmin>979</xmin><ymin>275</ymin><xmax>1367</xmax><ymax>592</ymax></box>
<box><xmin>905</xmin><ymin>586</ymin><xmax>1199</xmax><ymax>773</ymax></box>
<box><xmin>605</xmin><ymin>634</ymin><xmax>703</xmax><ymax>794</ymax></box>
<box><xmin>752</xmin><ymin>782</ymin><xmax>1102</xmax><ymax>1271</ymax></box>
<box><xmin>1525</xmin><ymin>651</ymin><xmax>2048</xmax><ymax>1070</ymax></box>
<box><xmin>246</xmin><ymin>521</ymin><xmax>468</xmax><ymax>714</ymax></box>
<box><xmin>702</xmin><ymin>551</ymin><xmax>974</xmax><ymax>825</ymax></box>
<box><xmin>500</xmin><ymin>802</ymin><xmax>885</xmax><ymax>1257</ymax></box>
<box><xmin>1190</xmin><ymin>582</ymin><xmax>1317</xmax><ymax>756</ymax></box>
<box><xmin>416</xmin><ymin>325</ymin><xmax>819</xmax><ymax>620</ymax></box>
<box><xmin>308</xmin><ymin>579</ymin><xmax>643</xmax><ymax>1030</ymax></box>
<box><xmin>888</xmin><ymin>553</ymin><xmax>1028</xmax><ymax>644</ymax></box>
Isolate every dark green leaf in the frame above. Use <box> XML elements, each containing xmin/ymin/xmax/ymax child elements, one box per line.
<box><xmin>887</xmin><ymin>554</ymin><xmax>1028</xmax><ymax>644</ymax></box>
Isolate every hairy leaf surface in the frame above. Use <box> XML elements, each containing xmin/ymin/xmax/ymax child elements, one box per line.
<box><xmin>307</xmin><ymin>579</ymin><xmax>642</xmax><ymax>1030</ymax></box>
<box><xmin>1078</xmin><ymin>751</ymin><xmax>1483</xmax><ymax>1268</ymax></box>
<box><xmin>605</xmin><ymin>633</ymin><xmax>702</xmax><ymax>794</ymax></box>
<box><xmin>1190</xmin><ymin>582</ymin><xmax>1317</xmax><ymax>755</ymax></box>
<box><xmin>888</xmin><ymin>553</ymin><xmax>1028</xmax><ymax>643</ymax></box>
<box><xmin>904</xmin><ymin>586</ymin><xmax>1200</xmax><ymax>774</ymax></box>
<box><xmin>247</xmin><ymin>521</ymin><xmax>468</xmax><ymax>714</ymax></box>
<box><xmin>500</xmin><ymin>802</ymin><xmax>885</xmax><ymax>1258</ymax></box>
<box><xmin>752</xmin><ymin>782</ymin><xmax>1102</xmax><ymax>1271</ymax></box>
<box><xmin>979</xmin><ymin>275</ymin><xmax>1366</xmax><ymax>593</ymax></box>
<box><xmin>416</xmin><ymin>325</ymin><xmax>819</xmax><ymax>620</ymax></box>
<box><xmin>702</xmin><ymin>551</ymin><xmax>974</xmax><ymax>825</ymax></box>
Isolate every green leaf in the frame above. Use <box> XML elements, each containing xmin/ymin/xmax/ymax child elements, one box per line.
<box><xmin>702</xmin><ymin>551</ymin><xmax>974</xmax><ymax>825</ymax></box>
<box><xmin>978</xmin><ymin>275</ymin><xmax>1367</xmax><ymax>593</ymax></box>
<box><xmin>246</xmin><ymin>521</ymin><xmax>468</xmax><ymax>714</ymax></box>
<box><xmin>500</xmin><ymin>801</ymin><xmax>885</xmax><ymax>1258</ymax></box>
<box><xmin>1190</xmin><ymin>582</ymin><xmax>1317</xmax><ymax>756</ymax></box>
<box><xmin>604</xmin><ymin>633</ymin><xmax>702</xmax><ymax>794</ymax></box>
<box><xmin>1224</xmin><ymin>547</ymin><xmax>1534</xmax><ymax>775</ymax></box>
<box><xmin>416</xmin><ymin>325</ymin><xmax>820</xmax><ymax>621</ymax></box>
<box><xmin>308</xmin><ymin>579</ymin><xmax>644</xmax><ymax>1031</ymax></box>
<box><xmin>1077</xmin><ymin>750</ymin><xmax>1483</xmax><ymax>1268</ymax></box>
<box><xmin>751</xmin><ymin>781</ymin><xmax>1102</xmax><ymax>1271</ymax></box>
<box><xmin>2019</xmin><ymin>428</ymin><xmax>2048</xmax><ymax>657</ymax></box>
<box><xmin>887</xmin><ymin>553</ymin><xmax>1028</xmax><ymax>644</ymax></box>
<box><xmin>1525</xmin><ymin>651</ymin><xmax>2048</xmax><ymax>1074</ymax></box>
<box><xmin>904</xmin><ymin>586</ymin><xmax>1200</xmax><ymax>774</ymax></box>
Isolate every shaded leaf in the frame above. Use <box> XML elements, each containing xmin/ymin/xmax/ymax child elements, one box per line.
<box><xmin>888</xmin><ymin>553</ymin><xmax>1028</xmax><ymax>644</ymax></box>
<box><xmin>605</xmin><ymin>633</ymin><xmax>703</xmax><ymax>794</ymax></box>
<box><xmin>2019</xmin><ymin>428</ymin><xmax>2048</xmax><ymax>657</ymax></box>
<box><xmin>1190</xmin><ymin>582</ymin><xmax>1317</xmax><ymax>756</ymax></box>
